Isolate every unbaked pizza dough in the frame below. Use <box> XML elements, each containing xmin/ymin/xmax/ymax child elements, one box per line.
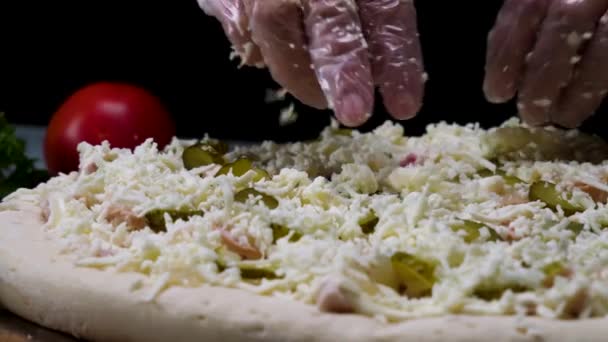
<box><xmin>3</xmin><ymin>119</ymin><xmax>608</xmax><ymax>341</ymax></box>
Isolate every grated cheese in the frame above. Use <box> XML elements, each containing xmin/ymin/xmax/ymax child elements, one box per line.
<box><xmin>5</xmin><ymin>118</ymin><xmax>608</xmax><ymax>322</ymax></box>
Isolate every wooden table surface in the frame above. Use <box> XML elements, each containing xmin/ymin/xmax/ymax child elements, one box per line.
<box><xmin>0</xmin><ymin>309</ymin><xmax>78</xmax><ymax>342</ymax></box>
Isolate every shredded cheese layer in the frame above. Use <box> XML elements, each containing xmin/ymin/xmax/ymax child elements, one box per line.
<box><xmin>5</xmin><ymin>118</ymin><xmax>608</xmax><ymax>322</ymax></box>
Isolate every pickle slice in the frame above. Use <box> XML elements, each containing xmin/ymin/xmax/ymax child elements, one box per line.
<box><xmin>543</xmin><ymin>262</ymin><xmax>565</xmax><ymax>278</ymax></box>
<box><xmin>251</xmin><ymin>168</ymin><xmax>271</xmax><ymax>182</ymax></box>
<box><xmin>182</xmin><ymin>143</ymin><xmax>225</xmax><ymax>169</ymax></box>
<box><xmin>206</xmin><ymin>140</ymin><xmax>229</xmax><ymax>155</ymax></box>
<box><xmin>474</xmin><ymin>284</ymin><xmax>528</xmax><ymax>301</ymax></box>
<box><xmin>333</xmin><ymin>128</ymin><xmax>353</xmax><ymax>136</ymax></box>
<box><xmin>485</xmin><ymin>126</ymin><xmax>608</xmax><ymax>163</ymax></box>
<box><xmin>216</xmin><ymin>256</ymin><xmax>280</xmax><ymax>280</ymax></box>
<box><xmin>239</xmin><ymin>265</ymin><xmax>280</xmax><ymax>280</ymax></box>
<box><xmin>391</xmin><ymin>252</ymin><xmax>436</xmax><ymax>298</ymax></box>
<box><xmin>542</xmin><ymin>261</ymin><xmax>570</xmax><ymax>287</ymax></box>
<box><xmin>145</xmin><ymin>209</ymin><xmax>204</xmax><ymax>232</ymax></box>
<box><xmin>358</xmin><ymin>210</ymin><xmax>379</xmax><ymax>234</ymax></box>
<box><xmin>216</xmin><ymin>158</ymin><xmax>269</xmax><ymax>182</ymax></box>
<box><xmin>566</xmin><ymin>221</ymin><xmax>584</xmax><ymax>236</ymax></box>
<box><xmin>529</xmin><ymin>181</ymin><xmax>585</xmax><ymax>215</ymax></box>
<box><xmin>235</xmin><ymin>188</ymin><xmax>279</xmax><ymax>209</ymax></box>
<box><xmin>479</xmin><ymin>168</ymin><xmax>522</xmax><ymax>185</ymax></box>
<box><xmin>485</xmin><ymin>127</ymin><xmax>541</xmax><ymax>155</ymax></box>
<box><xmin>451</xmin><ymin>220</ymin><xmax>502</xmax><ymax>243</ymax></box>
<box><xmin>500</xmin><ymin>171</ymin><xmax>524</xmax><ymax>186</ymax></box>
<box><xmin>216</xmin><ymin>260</ymin><xmax>227</xmax><ymax>273</ymax></box>
<box><xmin>271</xmin><ymin>224</ymin><xmax>302</xmax><ymax>243</ymax></box>
<box><xmin>478</xmin><ymin>169</ymin><xmax>494</xmax><ymax>178</ymax></box>
<box><xmin>216</xmin><ymin>158</ymin><xmax>252</xmax><ymax>177</ymax></box>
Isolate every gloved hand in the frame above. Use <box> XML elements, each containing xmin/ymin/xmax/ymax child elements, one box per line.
<box><xmin>484</xmin><ymin>0</ymin><xmax>608</xmax><ymax>128</ymax></box>
<box><xmin>198</xmin><ymin>0</ymin><xmax>425</xmax><ymax>127</ymax></box>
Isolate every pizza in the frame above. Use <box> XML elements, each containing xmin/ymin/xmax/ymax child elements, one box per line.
<box><xmin>2</xmin><ymin>118</ymin><xmax>608</xmax><ymax>341</ymax></box>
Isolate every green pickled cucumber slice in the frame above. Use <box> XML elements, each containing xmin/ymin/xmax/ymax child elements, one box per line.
<box><xmin>485</xmin><ymin>126</ymin><xmax>608</xmax><ymax>163</ymax></box>
<box><xmin>391</xmin><ymin>252</ymin><xmax>437</xmax><ymax>298</ymax></box>
<box><xmin>451</xmin><ymin>220</ymin><xmax>502</xmax><ymax>243</ymax></box>
<box><xmin>271</xmin><ymin>224</ymin><xmax>302</xmax><ymax>243</ymax></box>
<box><xmin>474</xmin><ymin>284</ymin><xmax>528</xmax><ymax>301</ymax></box>
<box><xmin>216</xmin><ymin>256</ymin><xmax>280</xmax><ymax>280</ymax></box>
<box><xmin>542</xmin><ymin>261</ymin><xmax>566</xmax><ymax>282</ymax></box>
<box><xmin>235</xmin><ymin>188</ymin><xmax>279</xmax><ymax>209</ymax></box>
<box><xmin>239</xmin><ymin>265</ymin><xmax>280</xmax><ymax>280</ymax></box>
<box><xmin>566</xmin><ymin>221</ymin><xmax>584</xmax><ymax>235</ymax></box>
<box><xmin>485</xmin><ymin>127</ymin><xmax>541</xmax><ymax>155</ymax></box>
<box><xmin>206</xmin><ymin>140</ymin><xmax>229</xmax><ymax>155</ymax></box>
<box><xmin>182</xmin><ymin>143</ymin><xmax>225</xmax><ymax>169</ymax></box>
<box><xmin>478</xmin><ymin>169</ymin><xmax>494</xmax><ymax>178</ymax></box>
<box><xmin>479</xmin><ymin>168</ymin><xmax>523</xmax><ymax>185</ymax></box>
<box><xmin>333</xmin><ymin>128</ymin><xmax>353</xmax><ymax>136</ymax></box>
<box><xmin>216</xmin><ymin>260</ymin><xmax>227</xmax><ymax>273</ymax></box>
<box><xmin>359</xmin><ymin>210</ymin><xmax>379</xmax><ymax>234</ymax></box>
<box><xmin>216</xmin><ymin>158</ymin><xmax>252</xmax><ymax>177</ymax></box>
<box><xmin>543</xmin><ymin>261</ymin><xmax>566</xmax><ymax>279</ymax></box>
<box><xmin>145</xmin><ymin>209</ymin><xmax>204</xmax><ymax>232</ymax></box>
<box><xmin>529</xmin><ymin>181</ymin><xmax>585</xmax><ymax>214</ymax></box>
<box><xmin>251</xmin><ymin>168</ymin><xmax>270</xmax><ymax>182</ymax></box>
<box><xmin>216</xmin><ymin>159</ymin><xmax>269</xmax><ymax>182</ymax></box>
<box><xmin>542</xmin><ymin>261</ymin><xmax>570</xmax><ymax>287</ymax></box>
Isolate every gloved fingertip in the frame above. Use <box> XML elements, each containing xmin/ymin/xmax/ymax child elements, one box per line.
<box><xmin>552</xmin><ymin>110</ymin><xmax>585</xmax><ymax>129</ymax></box>
<box><xmin>384</xmin><ymin>93</ymin><xmax>420</xmax><ymax>120</ymax></box>
<box><xmin>556</xmin><ymin>119</ymin><xmax>581</xmax><ymax>129</ymax></box>
<box><xmin>484</xmin><ymin>90</ymin><xmax>510</xmax><ymax>104</ymax></box>
<box><xmin>335</xmin><ymin>94</ymin><xmax>372</xmax><ymax>127</ymax></box>
<box><xmin>517</xmin><ymin>102</ymin><xmax>549</xmax><ymax>127</ymax></box>
<box><xmin>483</xmin><ymin>79</ymin><xmax>515</xmax><ymax>104</ymax></box>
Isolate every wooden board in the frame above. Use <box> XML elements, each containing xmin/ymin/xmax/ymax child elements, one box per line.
<box><xmin>0</xmin><ymin>309</ymin><xmax>77</xmax><ymax>342</ymax></box>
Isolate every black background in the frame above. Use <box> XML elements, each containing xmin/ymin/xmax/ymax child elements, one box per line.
<box><xmin>1</xmin><ymin>0</ymin><xmax>606</xmax><ymax>142</ymax></box>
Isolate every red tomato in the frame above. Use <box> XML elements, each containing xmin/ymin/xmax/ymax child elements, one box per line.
<box><xmin>44</xmin><ymin>82</ymin><xmax>176</xmax><ymax>175</ymax></box>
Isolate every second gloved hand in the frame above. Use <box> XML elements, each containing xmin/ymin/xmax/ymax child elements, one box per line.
<box><xmin>484</xmin><ymin>0</ymin><xmax>608</xmax><ymax>128</ymax></box>
<box><xmin>198</xmin><ymin>0</ymin><xmax>425</xmax><ymax>127</ymax></box>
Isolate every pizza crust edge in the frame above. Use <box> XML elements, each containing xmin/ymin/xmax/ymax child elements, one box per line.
<box><xmin>1</xmin><ymin>198</ymin><xmax>607</xmax><ymax>342</ymax></box>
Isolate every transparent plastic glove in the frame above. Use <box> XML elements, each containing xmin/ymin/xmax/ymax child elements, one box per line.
<box><xmin>198</xmin><ymin>0</ymin><xmax>425</xmax><ymax>127</ymax></box>
<box><xmin>484</xmin><ymin>0</ymin><xmax>608</xmax><ymax>128</ymax></box>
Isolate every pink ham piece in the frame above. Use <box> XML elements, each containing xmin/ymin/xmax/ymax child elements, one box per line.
<box><xmin>316</xmin><ymin>279</ymin><xmax>355</xmax><ymax>314</ymax></box>
<box><xmin>105</xmin><ymin>205</ymin><xmax>146</xmax><ymax>231</ymax></box>
<box><xmin>399</xmin><ymin>153</ymin><xmax>420</xmax><ymax>167</ymax></box>
<box><xmin>219</xmin><ymin>229</ymin><xmax>262</xmax><ymax>260</ymax></box>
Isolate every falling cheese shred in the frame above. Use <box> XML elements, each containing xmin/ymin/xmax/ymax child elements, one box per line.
<box><xmin>5</xmin><ymin>118</ymin><xmax>608</xmax><ymax>322</ymax></box>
